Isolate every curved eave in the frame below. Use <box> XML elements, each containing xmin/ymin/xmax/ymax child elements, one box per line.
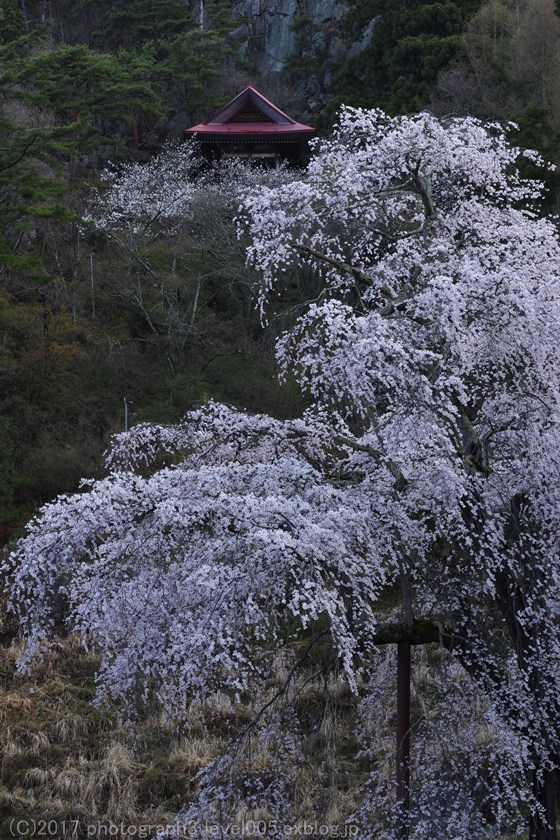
<box><xmin>185</xmin><ymin>124</ymin><xmax>315</xmax><ymax>137</ymax></box>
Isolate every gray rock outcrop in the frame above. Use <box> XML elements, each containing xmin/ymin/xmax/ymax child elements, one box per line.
<box><xmin>231</xmin><ymin>0</ymin><xmax>345</xmax><ymax>77</ymax></box>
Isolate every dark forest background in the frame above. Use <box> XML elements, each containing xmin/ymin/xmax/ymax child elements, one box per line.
<box><xmin>2</xmin><ymin>0</ymin><xmax>560</xmax><ymax>543</ymax></box>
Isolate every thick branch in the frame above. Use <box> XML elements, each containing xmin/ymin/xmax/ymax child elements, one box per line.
<box><xmin>408</xmin><ymin>164</ymin><xmax>435</xmax><ymax>219</ymax></box>
<box><xmin>288</xmin><ymin>241</ymin><xmax>393</xmax><ymax>295</ymax></box>
<box><xmin>287</xmin><ymin>242</ymin><xmax>418</xmax><ymax>318</ymax></box>
<box><xmin>0</xmin><ymin>135</ymin><xmax>37</xmax><ymax>173</ymax></box>
<box><xmin>334</xmin><ymin>434</ymin><xmax>405</xmax><ymax>486</ymax></box>
<box><xmin>459</xmin><ymin>409</ymin><xmax>491</xmax><ymax>476</ymax></box>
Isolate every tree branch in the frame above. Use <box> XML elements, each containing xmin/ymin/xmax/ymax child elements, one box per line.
<box><xmin>334</xmin><ymin>434</ymin><xmax>405</xmax><ymax>485</ymax></box>
<box><xmin>288</xmin><ymin>241</ymin><xmax>394</xmax><ymax>296</ymax></box>
<box><xmin>0</xmin><ymin>135</ymin><xmax>37</xmax><ymax>173</ymax></box>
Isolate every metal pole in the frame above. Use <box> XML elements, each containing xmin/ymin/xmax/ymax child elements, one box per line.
<box><xmin>124</xmin><ymin>398</ymin><xmax>129</xmax><ymax>433</ymax></box>
<box><xmin>396</xmin><ymin>639</ymin><xmax>411</xmax><ymax>840</ymax></box>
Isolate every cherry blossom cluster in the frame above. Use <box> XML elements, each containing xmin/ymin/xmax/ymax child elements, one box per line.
<box><xmin>83</xmin><ymin>142</ymin><xmax>201</xmax><ymax>237</ymax></box>
<box><xmin>6</xmin><ymin>403</ymin><xmax>393</xmax><ymax>716</ymax></box>
<box><xmin>83</xmin><ymin>143</ymin><xmax>294</xmax><ymax>241</ymax></box>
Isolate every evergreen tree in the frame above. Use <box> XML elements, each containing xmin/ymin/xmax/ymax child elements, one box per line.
<box><xmin>163</xmin><ymin>2</ymin><xmax>238</xmax><ymax>120</ymax></box>
<box><xmin>0</xmin><ymin>0</ymin><xmax>27</xmax><ymax>44</ymax></box>
<box><xmin>3</xmin><ymin>41</ymin><xmax>163</xmax><ymax>153</ymax></box>
<box><xmin>86</xmin><ymin>0</ymin><xmax>194</xmax><ymax>50</ymax></box>
<box><xmin>288</xmin><ymin>15</ymin><xmax>337</xmax><ymax>96</ymax></box>
<box><xmin>328</xmin><ymin>0</ymin><xmax>481</xmax><ymax>117</ymax></box>
<box><xmin>85</xmin><ymin>0</ymin><xmax>238</xmax><ymax>121</ymax></box>
<box><xmin>0</xmin><ymin>30</ymin><xmax>165</xmax><ymax>265</ymax></box>
<box><xmin>0</xmin><ymin>104</ymin><xmax>70</xmax><ymax>269</ymax></box>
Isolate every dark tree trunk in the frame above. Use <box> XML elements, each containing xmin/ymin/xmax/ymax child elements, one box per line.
<box><xmin>530</xmin><ymin>768</ymin><xmax>557</xmax><ymax>840</ymax></box>
<box><xmin>18</xmin><ymin>0</ymin><xmax>29</xmax><ymax>24</ymax></box>
<box><xmin>396</xmin><ymin>639</ymin><xmax>411</xmax><ymax>840</ymax></box>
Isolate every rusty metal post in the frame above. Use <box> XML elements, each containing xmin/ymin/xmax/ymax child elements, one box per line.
<box><xmin>396</xmin><ymin>639</ymin><xmax>411</xmax><ymax>840</ymax></box>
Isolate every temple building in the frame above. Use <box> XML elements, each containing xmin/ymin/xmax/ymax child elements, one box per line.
<box><xmin>185</xmin><ymin>84</ymin><xmax>315</xmax><ymax>167</ymax></box>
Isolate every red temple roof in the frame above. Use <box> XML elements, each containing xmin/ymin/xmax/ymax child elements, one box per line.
<box><xmin>185</xmin><ymin>84</ymin><xmax>315</xmax><ymax>138</ymax></box>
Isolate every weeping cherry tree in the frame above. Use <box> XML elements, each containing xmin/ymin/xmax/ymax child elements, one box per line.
<box><xmin>5</xmin><ymin>108</ymin><xmax>560</xmax><ymax>838</ymax></box>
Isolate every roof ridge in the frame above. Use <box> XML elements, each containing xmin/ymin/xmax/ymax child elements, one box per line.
<box><xmin>201</xmin><ymin>85</ymin><xmax>296</xmax><ymax>127</ymax></box>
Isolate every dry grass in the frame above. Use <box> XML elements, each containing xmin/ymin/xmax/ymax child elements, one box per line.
<box><xmin>0</xmin><ymin>599</ymin><xmax>534</xmax><ymax>840</ymax></box>
<box><xmin>0</xmin><ymin>632</ymin><xmax>178</xmax><ymax>836</ymax></box>
<box><xmin>0</xmin><ymin>615</ymin><xmax>366</xmax><ymax>839</ymax></box>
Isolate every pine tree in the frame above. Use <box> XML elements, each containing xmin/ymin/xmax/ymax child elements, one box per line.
<box><xmin>163</xmin><ymin>2</ymin><xmax>238</xmax><ymax>120</ymax></box>
<box><xmin>0</xmin><ymin>32</ymin><xmax>163</xmax><ymax>267</ymax></box>
<box><xmin>87</xmin><ymin>0</ymin><xmax>194</xmax><ymax>50</ymax></box>
<box><xmin>0</xmin><ymin>0</ymin><xmax>27</xmax><ymax>44</ymax></box>
<box><xmin>0</xmin><ymin>105</ymin><xmax>70</xmax><ymax>269</ymax></box>
<box><xmin>86</xmin><ymin>0</ymin><xmax>238</xmax><ymax>122</ymax></box>
<box><xmin>4</xmin><ymin>41</ymin><xmax>163</xmax><ymax>153</ymax></box>
<box><xmin>328</xmin><ymin>0</ymin><xmax>482</xmax><ymax>116</ymax></box>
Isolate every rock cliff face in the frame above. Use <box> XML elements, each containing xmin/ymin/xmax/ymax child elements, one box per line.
<box><xmin>230</xmin><ymin>0</ymin><xmax>345</xmax><ymax>77</ymax></box>
<box><xmin>189</xmin><ymin>0</ymin><xmax>357</xmax><ymax>114</ymax></box>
